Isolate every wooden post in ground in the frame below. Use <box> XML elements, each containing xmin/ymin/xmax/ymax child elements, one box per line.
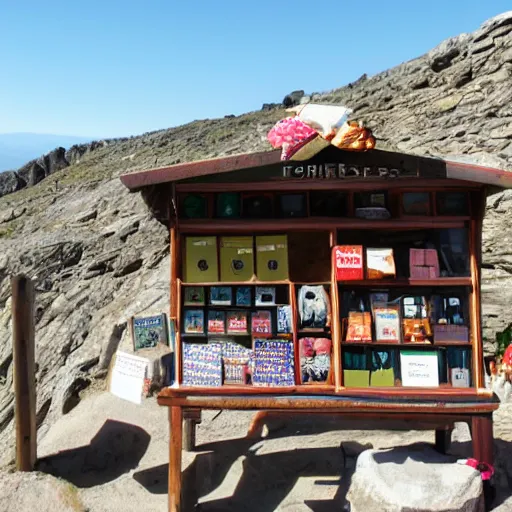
<box><xmin>12</xmin><ymin>275</ymin><xmax>36</xmax><ymax>471</ymax></box>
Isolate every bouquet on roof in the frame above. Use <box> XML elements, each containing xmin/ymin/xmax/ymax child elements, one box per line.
<box><xmin>267</xmin><ymin>103</ymin><xmax>376</xmax><ymax>161</ymax></box>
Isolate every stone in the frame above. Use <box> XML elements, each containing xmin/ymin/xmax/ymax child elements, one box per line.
<box><xmin>74</xmin><ymin>209</ymin><xmax>97</xmax><ymax>223</ymax></box>
<box><xmin>435</xmin><ymin>93</ymin><xmax>463</xmax><ymax>113</ymax></box>
<box><xmin>0</xmin><ymin>471</ymin><xmax>87</xmax><ymax>512</ymax></box>
<box><xmin>282</xmin><ymin>90</ymin><xmax>305</xmax><ymax>107</ymax></box>
<box><xmin>113</xmin><ymin>256</ymin><xmax>143</xmax><ymax>277</ymax></box>
<box><xmin>0</xmin><ymin>171</ymin><xmax>25</xmax><ymax>198</ymax></box>
<box><xmin>17</xmin><ymin>147</ymin><xmax>69</xmax><ymax>187</ymax></box>
<box><xmin>345</xmin><ymin>444</ymin><xmax>484</xmax><ymax>512</ymax></box>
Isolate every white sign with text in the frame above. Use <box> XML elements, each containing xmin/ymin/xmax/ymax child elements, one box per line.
<box><xmin>109</xmin><ymin>351</ymin><xmax>149</xmax><ymax>404</ymax></box>
<box><xmin>400</xmin><ymin>351</ymin><xmax>439</xmax><ymax>387</ymax></box>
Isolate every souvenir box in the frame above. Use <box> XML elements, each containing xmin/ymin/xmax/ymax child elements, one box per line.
<box><xmin>255</xmin><ymin>235</ymin><xmax>289</xmax><ymax>281</ymax></box>
<box><xmin>184</xmin><ymin>236</ymin><xmax>219</xmax><ymax>283</ymax></box>
<box><xmin>219</xmin><ymin>236</ymin><xmax>255</xmax><ymax>281</ymax></box>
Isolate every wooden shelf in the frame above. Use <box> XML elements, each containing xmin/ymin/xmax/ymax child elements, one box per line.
<box><xmin>181</xmin><ymin>280</ymin><xmax>291</xmax><ymax>286</ymax></box>
<box><xmin>337</xmin><ymin>277</ymin><xmax>472</xmax><ymax>287</ymax></box>
<box><xmin>178</xmin><ymin>217</ymin><xmax>467</xmax><ymax>233</ymax></box>
<box><xmin>206</xmin><ymin>304</ymin><xmax>289</xmax><ymax>309</ymax></box>
<box><xmin>298</xmin><ymin>329</ymin><xmax>331</xmax><ymax>335</ymax></box>
<box><xmin>342</xmin><ymin>342</ymin><xmax>472</xmax><ymax>348</ymax></box>
<box><xmin>181</xmin><ymin>332</ymin><xmax>293</xmax><ymax>338</ymax></box>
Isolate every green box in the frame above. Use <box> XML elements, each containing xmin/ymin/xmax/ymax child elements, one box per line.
<box><xmin>370</xmin><ymin>368</ymin><xmax>395</xmax><ymax>387</ymax></box>
<box><xmin>343</xmin><ymin>370</ymin><xmax>370</xmax><ymax>388</ymax></box>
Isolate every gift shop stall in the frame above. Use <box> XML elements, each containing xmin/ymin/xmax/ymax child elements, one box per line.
<box><xmin>120</xmin><ymin>105</ymin><xmax>512</xmax><ymax>511</ymax></box>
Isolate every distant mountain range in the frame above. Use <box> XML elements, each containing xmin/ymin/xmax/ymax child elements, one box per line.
<box><xmin>0</xmin><ymin>132</ymin><xmax>97</xmax><ymax>172</ymax></box>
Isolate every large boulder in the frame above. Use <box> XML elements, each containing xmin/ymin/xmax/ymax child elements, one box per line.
<box><xmin>0</xmin><ymin>471</ymin><xmax>87</xmax><ymax>512</ymax></box>
<box><xmin>17</xmin><ymin>147</ymin><xmax>69</xmax><ymax>186</ymax></box>
<box><xmin>0</xmin><ymin>171</ymin><xmax>25</xmax><ymax>198</ymax></box>
<box><xmin>345</xmin><ymin>443</ymin><xmax>484</xmax><ymax>512</ymax></box>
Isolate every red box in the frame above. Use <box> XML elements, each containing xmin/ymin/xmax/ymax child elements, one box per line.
<box><xmin>333</xmin><ymin>246</ymin><xmax>364</xmax><ymax>281</ymax></box>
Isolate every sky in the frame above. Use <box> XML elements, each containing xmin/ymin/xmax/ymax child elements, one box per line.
<box><xmin>1</xmin><ymin>1</ymin><xmax>511</xmax><ymax>139</ymax></box>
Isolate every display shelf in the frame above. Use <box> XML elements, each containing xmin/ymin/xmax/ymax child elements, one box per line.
<box><xmin>181</xmin><ymin>332</ymin><xmax>293</xmax><ymax>338</ymax></box>
<box><xmin>297</xmin><ymin>329</ymin><xmax>332</xmax><ymax>335</ymax></box>
<box><xmin>206</xmin><ymin>304</ymin><xmax>289</xmax><ymax>308</ymax></box>
<box><xmin>342</xmin><ymin>341</ymin><xmax>472</xmax><ymax>347</ymax></box>
<box><xmin>337</xmin><ymin>277</ymin><xmax>472</xmax><ymax>287</ymax></box>
<box><xmin>178</xmin><ymin>217</ymin><xmax>468</xmax><ymax>233</ymax></box>
<box><xmin>180</xmin><ymin>280</ymin><xmax>292</xmax><ymax>286</ymax></box>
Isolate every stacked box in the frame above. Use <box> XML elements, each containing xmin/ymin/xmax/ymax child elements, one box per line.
<box><xmin>409</xmin><ymin>249</ymin><xmax>440</xmax><ymax>279</ymax></box>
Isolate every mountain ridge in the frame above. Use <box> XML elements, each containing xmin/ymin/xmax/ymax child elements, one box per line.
<box><xmin>0</xmin><ymin>11</ymin><xmax>512</xmax><ymax>466</ymax></box>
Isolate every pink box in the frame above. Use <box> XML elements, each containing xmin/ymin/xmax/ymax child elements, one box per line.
<box><xmin>409</xmin><ymin>249</ymin><xmax>425</xmax><ymax>267</ymax></box>
<box><xmin>410</xmin><ymin>266</ymin><xmax>429</xmax><ymax>279</ymax></box>
<box><xmin>425</xmin><ymin>249</ymin><xmax>439</xmax><ymax>267</ymax></box>
<box><xmin>429</xmin><ymin>266</ymin><xmax>439</xmax><ymax>279</ymax></box>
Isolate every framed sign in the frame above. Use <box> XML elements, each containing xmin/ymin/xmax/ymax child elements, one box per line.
<box><xmin>132</xmin><ymin>313</ymin><xmax>169</xmax><ymax>351</ymax></box>
<box><xmin>400</xmin><ymin>350</ymin><xmax>439</xmax><ymax>387</ymax></box>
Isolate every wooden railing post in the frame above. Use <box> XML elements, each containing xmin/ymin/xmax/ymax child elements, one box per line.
<box><xmin>12</xmin><ymin>275</ymin><xmax>36</xmax><ymax>471</ymax></box>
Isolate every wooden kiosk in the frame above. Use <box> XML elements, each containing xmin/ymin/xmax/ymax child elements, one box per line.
<box><xmin>120</xmin><ymin>145</ymin><xmax>512</xmax><ymax>511</ymax></box>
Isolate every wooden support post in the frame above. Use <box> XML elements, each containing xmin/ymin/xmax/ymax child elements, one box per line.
<box><xmin>471</xmin><ymin>415</ymin><xmax>494</xmax><ymax>466</ymax></box>
<box><xmin>169</xmin><ymin>406</ymin><xmax>183</xmax><ymax>512</ymax></box>
<box><xmin>12</xmin><ymin>275</ymin><xmax>36</xmax><ymax>472</ymax></box>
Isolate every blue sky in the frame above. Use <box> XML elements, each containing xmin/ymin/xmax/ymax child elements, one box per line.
<box><xmin>1</xmin><ymin>1</ymin><xmax>511</xmax><ymax>139</ymax></box>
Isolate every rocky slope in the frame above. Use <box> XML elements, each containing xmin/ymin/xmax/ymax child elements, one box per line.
<box><xmin>1</xmin><ymin>12</ymin><xmax>512</xmax><ymax>463</ymax></box>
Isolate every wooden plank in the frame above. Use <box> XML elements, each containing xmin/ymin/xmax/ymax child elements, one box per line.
<box><xmin>336</xmin><ymin>277</ymin><xmax>472</xmax><ymax>287</ymax></box>
<box><xmin>469</xmin><ymin>190</ymin><xmax>486</xmax><ymax>389</ymax></box>
<box><xmin>178</xmin><ymin>218</ymin><xmax>468</xmax><ymax>233</ymax></box>
<box><xmin>330</xmin><ymin>229</ymin><xmax>342</xmax><ymax>390</ymax></box>
<box><xmin>446</xmin><ymin>160</ymin><xmax>512</xmax><ymax>189</ymax></box>
<box><xmin>158</xmin><ymin>395</ymin><xmax>498</xmax><ymax>415</ymax></box>
<box><xmin>168</xmin><ymin>406</ymin><xmax>183</xmax><ymax>512</ymax></box>
<box><xmin>471</xmin><ymin>414</ymin><xmax>494</xmax><ymax>465</ymax></box>
<box><xmin>12</xmin><ymin>275</ymin><xmax>36</xmax><ymax>472</ymax></box>
<box><xmin>158</xmin><ymin>384</ymin><xmax>495</xmax><ymax>400</ymax></box>
<box><xmin>176</xmin><ymin>179</ymin><xmax>479</xmax><ymax>193</ymax></box>
<box><xmin>289</xmin><ymin>283</ymin><xmax>301</xmax><ymax>385</ymax></box>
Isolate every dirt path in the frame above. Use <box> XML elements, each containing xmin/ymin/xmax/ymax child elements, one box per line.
<box><xmin>35</xmin><ymin>392</ymin><xmax>512</xmax><ymax>511</ymax></box>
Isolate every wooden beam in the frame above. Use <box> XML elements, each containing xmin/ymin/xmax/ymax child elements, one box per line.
<box><xmin>12</xmin><ymin>275</ymin><xmax>36</xmax><ymax>472</ymax></box>
<box><xmin>168</xmin><ymin>406</ymin><xmax>183</xmax><ymax>512</ymax></box>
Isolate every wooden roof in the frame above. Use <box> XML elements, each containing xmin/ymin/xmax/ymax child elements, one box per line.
<box><xmin>119</xmin><ymin>147</ymin><xmax>512</xmax><ymax>190</ymax></box>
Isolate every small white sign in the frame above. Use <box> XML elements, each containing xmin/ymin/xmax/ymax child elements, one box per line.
<box><xmin>109</xmin><ymin>350</ymin><xmax>149</xmax><ymax>404</ymax></box>
<box><xmin>400</xmin><ymin>351</ymin><xmax>439</xmax><ymax>387</ymax></box>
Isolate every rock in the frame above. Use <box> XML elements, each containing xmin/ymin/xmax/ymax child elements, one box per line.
<box><xmin>0</xmin><ymin>471</ymin><xmax>86</xmax><ymax>512</ymax></box>
<box><xmin>345</xmin><ymin>444</ymin><xmax>484</xmax><ymax>512</ymax></box>
<box><xmin>282</xmin><ymin>90</ymin><xmax>305</xmax><ymax>107</ymax></box>
<box><xmin>1</xmin><ymin>207</ymin><xmax>26</xmax><ymax>224</ymax></box>
<box><xmin>74</xmin><ymin>209</ymin><xmax>97</xmax><ymax>223</ymax></box>
<box><xmin>118</xmin><ymin>219</ymin><xmax>140</xmax><ymax>241</ymax></box>
<box><xmin>113</xmin><ymin>256</ymin><xmax>143</xmax><ymax>277</ymax></box>
<box><xmin>261</xmin><ymin>103</ymin><xmax>279</xmax><ymax>111</ymax></box>
<box><xmin>428</xmin><ymin>34</ymin><xmax>469</xmax><ymax>72</ymax></box>
<box><xmin>435</xmin><ymin>93</ymin><xmax>463</xmax><ymax>112</ymax></box>
<box><xmin>18</xmin><ymin>147</ymin><xmax>69</xmax><ymax>186</ymax></box>
<box><xmin>0</xmin><ymin>171</ymin><xmax>25</xmax><ymax>198</ymax></box>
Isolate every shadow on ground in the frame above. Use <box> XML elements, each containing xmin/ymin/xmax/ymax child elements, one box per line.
<box><xmin>133</xmin><ymin>415</ymin><xmax>512</xmax><ymax>511</ymax></box>
<box><xmin>133</xmin><ymin>419</ymin><xmax>374</xmax><ymax>512</ymax></box>
<box><xmin>36</xmin><ymin>419</ymin><xmax>151</xmax><ymax>488</ymax></box>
